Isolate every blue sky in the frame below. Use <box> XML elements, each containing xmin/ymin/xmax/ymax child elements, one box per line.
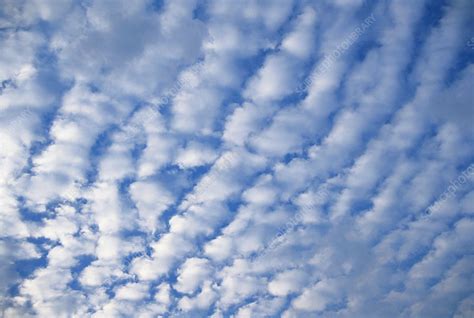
<box><xmin>0</xmin><ymin>0</ymin><xmax>473</xmax><ymax>317</ymax></box>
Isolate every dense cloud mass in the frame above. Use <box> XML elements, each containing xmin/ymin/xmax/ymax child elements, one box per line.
<box><xmin>0</xmin><ymin>0</ymin><xmax>473</xmax><ymax>317</ymax></box>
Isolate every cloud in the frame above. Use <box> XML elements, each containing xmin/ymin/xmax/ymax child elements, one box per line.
<box><xmin>174</xmin><ymin>257</ymin><xmax>213</xmax><ymax>294</ymax></box>
<box><xmin>130</xmin><ymin>180</ymin><xmax>175</xmax><ymax>232</ymax></box>
<box><xmin>114</xmin><ymin>282</ymin><xmax>149</xmax><ymax>301</ymax></box>
<box><xmin>1</xmin><ymin>0</ymin><xmax>473</xmax><ymax>317</ymax></box>
<box><xmin>175</xmin><ymin>141</ymin><xmax>219</xmax><ymax>169</ymax></box>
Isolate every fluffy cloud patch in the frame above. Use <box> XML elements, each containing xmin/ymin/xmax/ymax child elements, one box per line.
<box><xmin>1</xmin><ymin>0</ymin><xmax>473</xmax><ymax>317</ymax></box>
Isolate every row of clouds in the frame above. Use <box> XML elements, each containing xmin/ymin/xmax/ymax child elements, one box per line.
<box><xmin>0</xmin><ymin>0</ymin><xmax>473</xmax><ymax>317</ymax></box>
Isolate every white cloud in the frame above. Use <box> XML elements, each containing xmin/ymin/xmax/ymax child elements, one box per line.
<box><xmin>268</xmin><ymin>269</ymin><xmax>307</xmax><ymax>297</ymax></box>
<box><xmin>174</xmin><ymin>257</ymin><xmax>213</xmax><ymax>294</ymax></box>
<box><xmin>1</xmin><ymin>0</ymin><xmax>473</xmax><ymax>316</ymax></box>
<box><xmin>175</xmin><ymin>142</ymin><xmax>219</xmax><ymax>169</ymax></box>
<box><xmin>292</xmin><ymin>279</ymin><xmax>341</xmax><ymax>312</ymax></box>
<box><xmin>178</xmin><ymin>280</ymin><xmax>217</xmax><ymax>312</ymax></box>
<box><xmin>130</xmin><ymin>180</ymin><xmax>175</xmax><ymax>232</ymax></box>
<box><xmin>115</xmin><ymin>282</ymin><xmax>149</xmax><ymax>301</ymax></box>
<box><xmin>131</xmin><ymin>233</ymin><xmax>193</xmax><ymax>281</ymax></box>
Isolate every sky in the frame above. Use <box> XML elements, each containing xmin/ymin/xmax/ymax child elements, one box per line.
<box><xmin>0</xmin><ymin>0</ymin><xmax>473</xmax><ymax>317</ymax></box>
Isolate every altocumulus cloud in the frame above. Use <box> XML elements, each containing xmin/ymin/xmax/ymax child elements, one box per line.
<box><xmin>0</xmin><ymin>0</ymin><xmax>473</xmax><ymax>317</ymax></box>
